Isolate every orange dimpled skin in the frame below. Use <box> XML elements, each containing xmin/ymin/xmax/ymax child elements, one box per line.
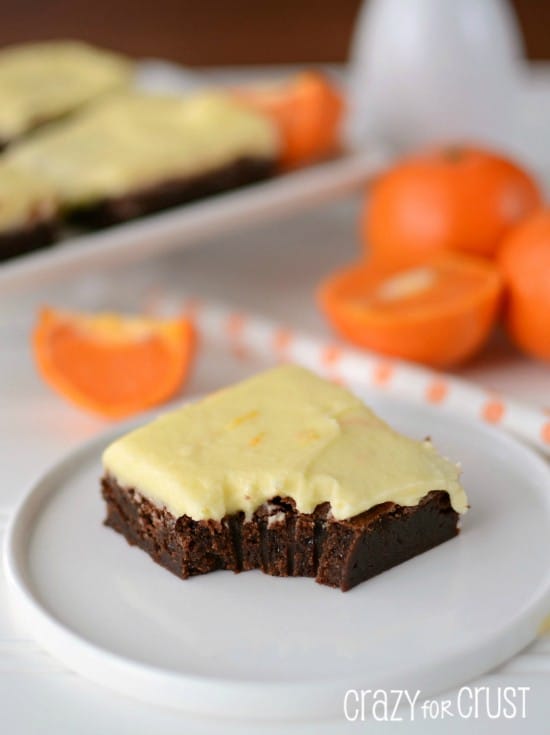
<box><xmin>363</xmin><ymin>146</ymin><xmax>542</xmax><ymax>269</ymax></box>
<box><xmin>498</xmin><ymin>210</ymin><xmax>550</xmax><ymax>361</ymax></box>
<box><xmin>235</xmin><ymin>70</ymin><xmax>344</xmax><ymax>169</ymax></box>
<box><xmin>33</xmin><ymin>308</ymin><xmax>195</xmax><ymax>418</ymax></box>
<box><xmin>317</xmin><ymin>254</ymin><xmax>502</xmax><ymax>368</ymax></box>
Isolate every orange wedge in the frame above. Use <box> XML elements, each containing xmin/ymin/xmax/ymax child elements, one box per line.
<box><xmin>33</xmin><ymin>308</ymin><xmax>195</xmax><ymax>418</ymax></box>
<box><xmin>317</xmin><ymin>254</ymin><xmax>503</xmax><ymax>368</ymax></box>
<box><xmin>235</xmin><ymin>70</ymin><xmax>344</xmax><ymax>169</ymax></box>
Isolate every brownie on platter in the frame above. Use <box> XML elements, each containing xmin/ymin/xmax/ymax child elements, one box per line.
<box><xmin>101</xmin><ymin>365</ymin><xmax>467</xmax><ymax>591</ymax></box>
<box><xmin>0</xmin><ymin>164</ymin><xmax>58</xmax><ymax>261</ymax></box>
<box><xmin>0</xmin><ymin>41</ymin><xmax>132</xmax><ymax>148</ymax></box>
<box><xmin>8</xmin><ymin>91</ymin><xmax>280</xmax><ymax>227</ymax></box>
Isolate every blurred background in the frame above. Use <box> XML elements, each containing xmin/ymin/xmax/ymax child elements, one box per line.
<box><xmin>2</xmin><ymin>0</ymin><xmax>550</xmax><ymax>65</ymax></box>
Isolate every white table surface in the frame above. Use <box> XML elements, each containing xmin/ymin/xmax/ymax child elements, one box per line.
<box><xmin>2</xmin><ymin>194</ymin><xmax>550</xmax><ymax>734</ymax></box>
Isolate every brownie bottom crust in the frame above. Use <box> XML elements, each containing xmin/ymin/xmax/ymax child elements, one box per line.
<box><xmin>0</xmin><ymin>218</ymin><xmax>58</xmax><ymax>261</ymax></box>
<box><xmin>102</xmin><ymin>475</ymin><xmax>459</xmax><ymax>591</ymax></box>
<box><xmin>70</xmin><ymin>156</ymin><xmax>276</xmax><ymax>228</ymax></box>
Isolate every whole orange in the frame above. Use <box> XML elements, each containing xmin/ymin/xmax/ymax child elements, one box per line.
<box><xmin>363</xmin><ymin>146</ymin><xmax>542</xmax><ymax>269</ymax></box>
<box><xmin>498</xmin><ymin>210</ymin><xmax>550</xmax><ymax>361</ymax></box>
<box><xmin>235</xmin><ymin>71</ymin><xmax>344</xmax><ymax>170</ymax></box>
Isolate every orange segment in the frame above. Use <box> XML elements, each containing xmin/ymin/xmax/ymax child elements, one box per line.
<box><xmin>33</xmin><ymin>308</ymin><xmax>195</xmax><ymax>418</ymax></box>
<box><xmin>234</xmin><ymin>70</ymin><xmax>344</xmax><ymax>169</ymax></box>
<box><xmin>498</xmin><ymin>209</ymin><xmax>550</xmax><ymax>361</ymax></box>
<box><xmin>317</xmin><ymin>254</ymin><xmax>502</xmax><ymax>368</ymax></box>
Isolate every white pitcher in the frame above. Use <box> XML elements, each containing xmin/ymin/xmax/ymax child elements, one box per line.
<box><xmin>348</xmin><ymin>0</ymin><xmax>525</xmax><ymax>154</ymax></box>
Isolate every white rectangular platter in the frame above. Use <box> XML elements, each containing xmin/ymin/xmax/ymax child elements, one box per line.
<box><xmin>0</xmin><ymin>60</ymin><xmax>389</xmax><ymax>295</ymax></box>
<box><xmin>0</xmin><ymin>148</ymin><xmax>387</xmax><ymax>295</ymax></box>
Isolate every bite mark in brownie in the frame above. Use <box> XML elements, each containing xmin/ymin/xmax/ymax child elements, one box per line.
<box><xmin>101</xmin><ymin>474</ymin><xmax>459</xmax><ymax>592</ymax></box>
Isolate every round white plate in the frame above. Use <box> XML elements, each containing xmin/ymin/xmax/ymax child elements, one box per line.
<box><xmin>4</xmin><ymin>391</ymin><xmax>550</xmax><ymax>719</ymax></box>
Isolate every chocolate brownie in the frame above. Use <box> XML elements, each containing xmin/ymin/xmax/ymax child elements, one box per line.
<box><xmin>102</xmin><ymin>476</ymin><xmax>458</xmax><ymax>591</ymax></box>
<box><xmin>0</xmin><ymin>164</ymin><xmax>59</xmax><ymax>261</ymax></box>
<box><xmin>0</xmin><ymin>218</ymin><xmax>58</xmax><ymax>261</ymax></box>
<box><xmin>101</xmin><ymin>366</ymin><xmax>467</xmax><ymax>592</ymax></box>
<box><xmin>0</xmin><ymin>41</ymin><xmax>132</xmax><ymax>147</ymax></box>
<box><xmin>68</xmin><ymin>156</ymin><xmax>275</xmax><ymax>228</ymax></box>
<box><xmin>8</xmin><ymin>91</ymin><xmax>280</xmax><ymax>227</ymax></box>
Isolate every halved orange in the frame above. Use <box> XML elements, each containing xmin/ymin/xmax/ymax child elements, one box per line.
<box><xmin>33</xmin><ymin>308</ymin><xmax>195</xmax><ymax>418</ymax></box>
<box><xmin>234</xmin><ymin>70</ymin><xmax>344</xmax><ymax>169</ymax></box>
<box><xmin>317</xmin><ymin>253</ymin><xmax>503</xmax><ymax>368</ymax></box>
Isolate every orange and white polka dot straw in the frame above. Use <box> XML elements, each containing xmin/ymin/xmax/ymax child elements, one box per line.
<box><xmin>178</xmin><ymin>297</ymin><xmax>550</xmax><ymax>458</ymax></box>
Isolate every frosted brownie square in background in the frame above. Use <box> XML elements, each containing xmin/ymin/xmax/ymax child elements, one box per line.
<box><xmin>0</xmin><ymin>163</ymin><xmax>58</xmax><ymax>260</ymax></box>
<box><xmin>0</xmin><ymin>41</ymin><xmax>132</xmax><ymax>149</ymax></box>
<box><xmin>7</xmin><ymin>91</ymin><xmax>279</xmax><ymax>227</ymax></box>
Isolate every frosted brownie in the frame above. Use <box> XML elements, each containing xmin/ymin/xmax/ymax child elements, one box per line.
<box><xmin>101</xmin><ymin>366</ymin><xmax>467</xmax><ymax>591</ymax></box>
<box><xmin>0</xmin><ymin>164</ymin><xmax>58</xmax><ymax>260</ymax></box>
<box><xmin>8</xmin><ymin>91</ymin><xmax>279</xmax><ymax>226</ymax></box>
<box><xmin>0</xmin><ymin>41</ymin><xmax>132</xmax><ymax>148</ymax></box>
